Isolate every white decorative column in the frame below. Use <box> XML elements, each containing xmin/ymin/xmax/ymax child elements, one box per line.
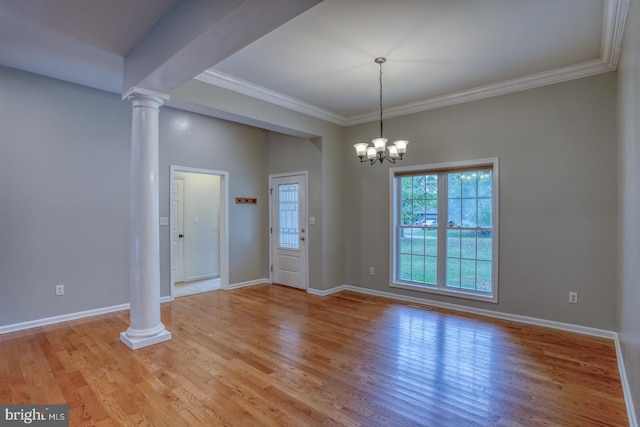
<box><xmin>120</xmin><ymin>87</ymin><xmax>172</xmax><ymax>350</ymax></box>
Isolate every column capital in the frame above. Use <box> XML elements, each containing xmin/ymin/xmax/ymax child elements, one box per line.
<box><xmin>122</xmin><ymin>87</ymin><xmax>170</xmax><ymax>106</ymax></box>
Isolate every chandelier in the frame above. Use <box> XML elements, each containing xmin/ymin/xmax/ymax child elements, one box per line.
<box><xmin>354</xmin><ymin>57</ymin><xmax>409</xmax><ymax>165</ymax></box>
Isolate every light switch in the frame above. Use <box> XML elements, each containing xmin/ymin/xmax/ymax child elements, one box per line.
<box><xmin>160</xmin><ymin>217</ymin><xmax>169</xmax><ymax>226</ymax></box>
<box><xmin>309</xmin><ymin>216</ymin><xmax>316</xmax><ymax>225</ymax></box>
<box><xmin>193</xmin><ymin>215</ymin><xmax>199</xmax><ymax>223</ymax></box>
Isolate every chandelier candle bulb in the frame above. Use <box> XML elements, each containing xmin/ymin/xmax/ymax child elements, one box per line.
<box><xmin>388</xmin><ymin>145</ymin><xmax>399</xmax><ymax>158</ymax></box>
<box><xmin>354</xmin><ymin>143</ymin><xmax>368</xmax><ymax>158</ymax></box>
<box><xmin>373</xmin><ymin>137</ymin><xmax>388</xmax><ymax>153</ymax></box>
<box><xmin>394</xmin><ymin>140</ymin><xmax>409</xmax><ymax>155</ymax></box>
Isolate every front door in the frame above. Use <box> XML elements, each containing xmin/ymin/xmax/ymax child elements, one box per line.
<box><xmin>270</xmin><ymin>173</ymin><xmax>307</xmax><ymax>290</ymax></box>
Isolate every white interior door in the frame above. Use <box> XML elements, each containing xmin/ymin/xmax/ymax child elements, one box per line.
<box><xmin>172</xmin><ymin>177</ymin><xmax>185</xmax><ymax>283</ymax></box>
<box><xmin>270</xmin><ymin>173</ymin><xmax>307</xmax><ymax>290</ymax></box>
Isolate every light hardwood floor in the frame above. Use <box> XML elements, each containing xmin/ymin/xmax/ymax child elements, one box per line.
<box><xmin>0</xmin><ymin>285</ymin><xmax>629</xmax><ymax>426</ymax></box>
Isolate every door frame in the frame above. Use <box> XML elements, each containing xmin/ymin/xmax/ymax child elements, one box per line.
<box><xmin>170</xmin><ymin>165</ymin><xmax>229</xmax><ymax>300</ymax></box>
<box><xmin>269</xmin><ymin>171</ymin><xmax>309</xmax><ymax>291</ymax></box>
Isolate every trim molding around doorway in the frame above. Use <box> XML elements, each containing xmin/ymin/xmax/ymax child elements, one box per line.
<box><xmin>169</xmin><ymin>165</ymin><xmax>229</xmax><ymax>300</ymax></box>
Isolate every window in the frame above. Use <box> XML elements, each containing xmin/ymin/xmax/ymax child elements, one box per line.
<box><xmin>278</xmin><ymin>183</ymin><xmax>299</xmax><ymax>249</ymax></box>
<box><xmin>390</xmin><ymin>158</ymin><xmax>499</xmax><ymax>302</ymax></box>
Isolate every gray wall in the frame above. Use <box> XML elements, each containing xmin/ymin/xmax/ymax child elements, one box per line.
<box><xmin>159</xmin><ymin>107</ymin><xmax>269</xmax><ymax>294</ymax></box>
<box><xmin>0</xmin><ymin>66</ymin><xmax>131</xmax><ymax>325</ymax></box>
<box><xmin>344</xmin><ymin>72</ymin><xmax>618</xmax><ymax>331</ymax></box>
<box><xmin>172</xmin><ymin>80</ymin><xmax>346</xmax><ymax>291</ymax></box>
<box><xmin>0</xmin><ymin>66</ymin><xmax>271</xmax><ymax>326</ymax></box>
<box><xmin>618</xmin><ymin>0</ymin><xmax>640</xmax><ymax>420</ymax></box>
<box><xmin>266</xmin><ymin>133</ymin><xmax>323</xmax><ymax>290</ymax></box>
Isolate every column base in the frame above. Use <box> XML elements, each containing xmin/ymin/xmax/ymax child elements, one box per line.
<box><xmin>120</xmin><ymin>328</ymin><xmax>171</xmax><ymax>350</ymax></box>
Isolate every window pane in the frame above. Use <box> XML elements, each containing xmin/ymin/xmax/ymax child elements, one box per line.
<box><xmin>425</xmin><ymin>256</ymin><xmax>437</xmax><ymax>284</ymax></box>
<box><xmin>477</xmin><ymin>231</ymin><xmax>492</xmax><ymax>261</ymax></box>
<box><xmin>425</xmin><ymin>208</ymin><xmax>438</xmax><ymax>227</ymax></box>
<box><xmin>400</xmin><ymin>253</ymin><xmax>411</xmax><ymax>281</ymax></box>
<box><xmin>413</xmin><ymin>175</ymin><xmax>426</xmax><ymax>199</ymax></box>
<box><xmin>425</xmin><ymin>229</ymin><xmax>437</xmax><ymax>256</ymax></box>
<box><xmin>411</xmin><ymin>229</ymin><xmax>425</xmax><ymax>255</ymax></box>
<box><xmin>461</xmin><ymin>259</ymin><xmax>477</xmax><ymax>289</ymax></box>
<box><xmin>477</xmin><ymin>261</ymin><xmax>492</xmax><ymax>292</ymax></box>
<box><xmin>426</xmin><ymin>175</ymin><xmax>438</xmax><ymax>200</ymax></box>
<box><xmin>401</xmin><ymin>175</ymin><xmax>438</xmax><ymax>227</ymax></box>
<box><xmin>411</xmin><ymin>255</ymin><xmax>425</xmax><ymax>282</ymax></box>
<box><xmin>448</xmin><ymin>174</ymin><xmax>461</xmax><ymax>198</ymax></box>
<box><xmin>424</xmin><ymin>175</ymin><xmax>438</xmax><ymax>226</ymax></box>
<box><xmin>478</xmin><ymin>171</ymin><xmax>492</xmax><ymax>197</ymax></box>
<box><xmin>400</xmin><ymin>230</ymin><xmax>411</xmax><ymax>252</ymax></box>
<box><xmin>461</xmin><ymin>173</ymin><xmax>477</xmax><ymax>197</ymax></box>
<box><xmin>461</xmin><ymin>230</ymin><xmax>477</xmax><ymax>259</ymax></box>
<box><xmin>447</xmin><ymin>229</ymin><xmax>461</xmax><ymax>258</ymax></box>
<box><xmin>400</xmin><ymin>177</ymin><xmax>414</xmax><ymax>225</ymax></box>
<box><xmin>413</xmin><ymin>199</ymin><xmax>426</xmax><ymax>225</ymax></box>
<box><xmin>278</xmin><ymin>183</ymin><xmax>299</xmax><ymax>249</ymax></box>
<box><xmin>461</xmin><ymin>198</ymin><xmax>477</xmax><ymax>228</ymax></box>
<box><xmin>448</xmin><ymin>198</ymin><xmax>461</xmax><ymax>227</ymax></box>
<box><xmin>478</xmin><ymin>198</ymin><xmax>492</xmax><ymax>228</ymax></box>
<box><xmin>446</xmin><ymin>258</ymin><xmax>460</xmax><ymax>288</ymax></box>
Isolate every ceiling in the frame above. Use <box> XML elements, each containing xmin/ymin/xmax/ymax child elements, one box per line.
<box><xmin>0</xmin><ymin>0</ymin><xmax>628</xmax><ymax>127</ymax></box>
<box><xmin>0</xmin><ymin>0</ymin><xmax>178</xmax><ymax>93</ymax></box>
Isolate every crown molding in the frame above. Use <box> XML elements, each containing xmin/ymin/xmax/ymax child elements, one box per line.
<box><xmin>195</xmin><ymin>69</ymin><xmax>346</xmax><ymax>126</ymax></box>
<box><xmin>346</xmin><ymin>59</ymin><xmax>616</xmax><ymax>125</ymax></box>
<box><xmin>602</xmin><ymin>0</ymin><xmax>629</xmax><ymax>67</ymax></box>
<box><xmin>196</xmin><ymin>0</ymin><xmax>628</xmax><ymax>128</ymax></box>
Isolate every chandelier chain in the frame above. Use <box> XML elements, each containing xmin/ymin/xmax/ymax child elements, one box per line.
<box><xmin>379</xmin><ymin>60</ymin><xmax>384</xmax><ymax>138</ymax></box>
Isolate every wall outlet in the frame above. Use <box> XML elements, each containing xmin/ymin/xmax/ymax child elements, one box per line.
<box><xmin>568</xmin><ymin>292</ymin><xmax>578</xmax><ymax>304</ymax></box>
<box><xmin>55</xmin><ymin>284</ymin><xmax>64</xmax><ymax>296</ymax></box>
<box><xmin>159</xmin><ymin>217</ymin><xmax>169</xmax><ymax>226</ymax></box>
<box><xmin>369</xmin><ymin>267</ymin><xmax>375</xmax><ymax>276</ymax></box>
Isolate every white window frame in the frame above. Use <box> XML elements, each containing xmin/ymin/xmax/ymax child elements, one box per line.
<box><xmin>389</xmin><ymin>158</ymin><xmax>499</xmax><ymax>303</ymax></box>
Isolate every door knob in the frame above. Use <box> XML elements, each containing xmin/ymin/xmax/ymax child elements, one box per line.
<box><xmin>179</xmin><ymin>234</ymin><xmax>184</xmax><ymax>238</ymax></box>
<box><xmin>300</xmin><ymin>237</ymin><xmax>305</xmax><ymax>241</ymax></box>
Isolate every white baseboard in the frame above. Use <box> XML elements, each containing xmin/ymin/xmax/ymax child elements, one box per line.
<box><xmin>333</xmin><ymin>285</ymin><xmax>616</xmax><ymax>339</ymax></box>
<box><xmin>0</xmin><ymin>278</ymin><xmax>272</xmax><ymax>335</ymax></box>
<box><xmin>227</xmin><ymin>278</ymin><xmax>270</xmax><ymax>290</ymax></box>
<box><xmin>615</xmin><ymin>335</ymin><xmax>639</xmax><ymax>427</ymax></box>
<box><xmin>307</xmin><ymin>285</ymin><xmax>348</xmax><ymax>296</ymax></box>
<box><xmin>184</xmin><ymin>274</ymin><xmax>217</xmax><ymax>282</ymax></box>
<box><xmin>0</xmin><ymin>296</ymin><xmax>172</xmax><ymax>335</ymax></box>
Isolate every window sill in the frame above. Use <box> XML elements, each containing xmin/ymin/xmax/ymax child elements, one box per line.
<box><xmin>390</xmin><ymin>281</ymin><xmax>498</xmax><ymax>303</ymax></box>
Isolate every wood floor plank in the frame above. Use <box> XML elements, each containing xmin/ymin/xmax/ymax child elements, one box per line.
<box><xmin>0</xmin><ymin>284</ymin><xmax>629</xmax><ymax>426</ymax></box>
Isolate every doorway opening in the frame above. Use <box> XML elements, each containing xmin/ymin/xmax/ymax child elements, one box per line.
<box><xmin>170</xmin><ymin>166</ymin><xmax>229</xmax><ymax>299</ymax></box>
